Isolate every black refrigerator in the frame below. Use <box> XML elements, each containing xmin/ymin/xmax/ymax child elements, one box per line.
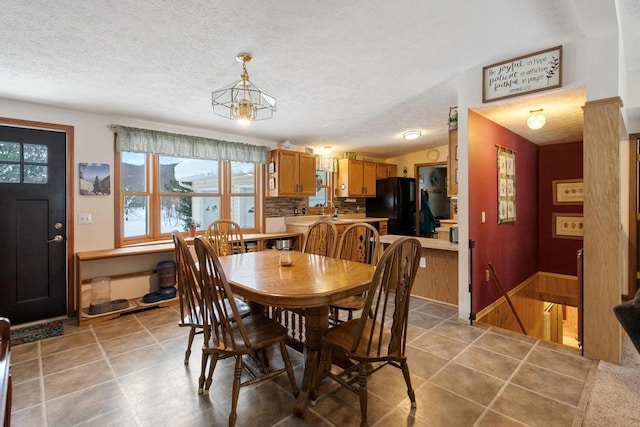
<box><xmin>366</xmin><ymin>177</ymin><xmax>416</xmax><ymax>236</ymax></box>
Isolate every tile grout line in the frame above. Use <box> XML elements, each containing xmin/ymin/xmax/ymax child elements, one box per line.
<box><xmin>134</xmin><ymin>308</ymin><xmax>178</xmax><ymax>352</ymax></box>
<box><xmin>89</xmin><ymin>323</ymin><xmax>143</xmax><ymax>426</ymax></box>
<box><xmin>473</xmin><ymin>338</ymin><xmax>542</xmax><ymax>426</ymax></box>
<box><xmin>401</xmin><ymin>325</ymin><xmax>495</xmax><ymax>425</ymax></box>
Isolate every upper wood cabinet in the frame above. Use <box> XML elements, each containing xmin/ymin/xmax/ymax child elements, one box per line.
<box><xmin>337</xmin><ymin>159</ymin><xmax>377</xmax><ymax>197</ymax></box>
<box><xmin>267</xmin><ymin>149</ymin><xmax>316</xmax><ymax>197</ymax></box>
<box><xmin>376</xmin><ymin>163</ymin><xmax>397</xmax><ymax>179</ymax></box>
<box><xmin>447</xmin><ymin>129</ymin><xmax>458</xmax><ymax>196</ymax></box>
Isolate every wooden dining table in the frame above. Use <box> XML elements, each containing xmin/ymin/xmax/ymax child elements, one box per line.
<box><xmin>217</xmin><ymin>249</ymin><xmax>375</xmax><ymax>417</ymax></box>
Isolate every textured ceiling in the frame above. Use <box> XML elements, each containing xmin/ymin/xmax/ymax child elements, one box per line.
<box><xmin>0</xmin><ymin>1</ymin><xmax>636</xmax><ymax>157</ymax></box>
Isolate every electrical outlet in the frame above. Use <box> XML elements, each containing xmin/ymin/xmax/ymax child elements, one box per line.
<box><xmin>78</xmin><ymin>213</ymin><xmax>92</xmax><ymax>224</ymax></box>
<box><xmin>485</xmin><ymin>269</ymin><xmax>490</xmax><ymax>282</ymax></box>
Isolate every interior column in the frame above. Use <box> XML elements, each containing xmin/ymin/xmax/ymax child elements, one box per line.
<box><xmin>582</xmin><ymin>96</ymin><xmax>626</xmax><ymax>364</ymax></box>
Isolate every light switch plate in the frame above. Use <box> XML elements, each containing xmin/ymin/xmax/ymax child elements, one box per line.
<box><xmin>419</xmin><ymin>257</ymin><xmax>426</xmax><ymax>268</ymax></box>
<box><xmin>78</xmin><ymin>213</ymin><xmax>92</xmax><ymax>224</ymax></box>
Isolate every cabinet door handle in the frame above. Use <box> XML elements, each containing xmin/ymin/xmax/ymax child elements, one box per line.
<box><xmin>300</xmin><ymin>184</ymin><xmax>303</xmax><ymax>192</ymax></box>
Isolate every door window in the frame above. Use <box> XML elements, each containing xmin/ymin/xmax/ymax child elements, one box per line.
<box><xmin>0</xmin><ymin>141</ymin><xmax>48</xmax><ymax>184</ymax></box>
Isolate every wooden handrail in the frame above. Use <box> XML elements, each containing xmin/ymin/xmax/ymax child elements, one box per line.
<box><xmin>487</xmin><ymin>263</ymin><xmax>527</xmax><ymax>335</ymax></box>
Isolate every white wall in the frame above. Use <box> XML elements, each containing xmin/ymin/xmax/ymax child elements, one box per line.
<box><xmin>386</xmin><ymin>145</ymin><xmax>448</xmax><ymax>177</ymax></box>
<box><xmin>0</xmin><ymin>98</ymin><xmax>275</xmax><ymax>252</ymax></box>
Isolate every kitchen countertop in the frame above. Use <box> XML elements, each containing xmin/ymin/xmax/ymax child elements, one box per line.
<box><xmin>380</xmin><ymin>234</ymin><xmax>458</xmax><ymax>252</ymax></box>
<box><xmin>285</xmin><ymin>215</ymin><xmax>388</xmax><ymax>226</ymax></box>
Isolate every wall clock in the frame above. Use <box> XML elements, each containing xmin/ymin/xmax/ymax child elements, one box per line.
<box><xmin>427</xmin><ymin>149</ymin><xmax>440</xmax><ymax>162</ymax></box>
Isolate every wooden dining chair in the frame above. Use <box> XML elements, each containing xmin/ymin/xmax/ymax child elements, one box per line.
<box><xmin>205</xmin><ymin>219</ymin><xmax>246</xmax><ymax>256</ymax></box>
<box><xmin>329</xmin><ymin>222</ymin><xmax>381</xmax><ymax>323</ymax></box>
<box><xmin>302</xmin><ymin>220</ymin><xmax>338</xmax><ymax>257</ymax></box>
<box><xmin>312</xmin><ymin>237</ymin><xmax>421</xmax><ymax>427</ymax></box>
<box><xmin>172</xmin><ymin>231</ymin><xmax>249</xmax><ymax>365</ymax></box>
<box><xmin>193</xmin><ymin>237</ymin><xmax>299</xmax><ymax>427</ymax></box>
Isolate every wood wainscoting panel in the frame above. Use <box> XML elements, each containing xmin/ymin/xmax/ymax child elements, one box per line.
<box><xmin>413</xmin><ymin>248</ymin><xmax>458</xmax><ymax>305</ymax></box>
<box><xmin>476</xmin><ymin>271</ymin><xmax>579</xmax><ymax>341</ymax></box>
<box><xmin>521</xmin><ymin>272</ymin><xmax>579</xmax><ymax>307</ymax></box>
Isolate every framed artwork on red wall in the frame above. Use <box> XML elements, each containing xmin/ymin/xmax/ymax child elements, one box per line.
<box><xmin>553</xmin><ymin>179</ymin><xmax>583</xmax><ymax>205</ymax></box>
<box><xmin>497</xmin><ymin>146</ymin><xmax>516</xmax><ymax>223</ymax></box>
<box><xmin>552</xmin><ymin>212</ymin><xmax>584</xmax><ymax>239</ymax></box>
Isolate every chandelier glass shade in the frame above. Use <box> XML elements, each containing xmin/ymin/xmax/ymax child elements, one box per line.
<box><xmin>211</xmin><ymin>53</ymin><xmax>276</xmax><ymax>125</ymax></box>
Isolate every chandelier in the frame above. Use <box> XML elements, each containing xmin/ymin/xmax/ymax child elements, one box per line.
<box><xmin>211</xmin><ymin>53</ymin><xmax>276</xmax><ymax>125</ymax></box>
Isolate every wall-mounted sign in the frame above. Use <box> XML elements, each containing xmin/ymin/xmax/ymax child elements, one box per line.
<box><xmin>483</xmin><ymin>45</ymin><xmax>562</xmax><ymax>103</ymax></box>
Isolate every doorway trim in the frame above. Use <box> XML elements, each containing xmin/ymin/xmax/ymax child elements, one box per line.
<box><xmin>0</xmin><ymin>116</ymin><xmax>75</xmax><ymax>319</ymax></box>
<box><xmin>414</xmin><ymin>161</ymin><xmax>447</xmax><ymax>235</ymax></box>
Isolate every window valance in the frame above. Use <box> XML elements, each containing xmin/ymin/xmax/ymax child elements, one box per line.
<box><xmin>114</xmin><ymin>125</ymin><xmax>268</xmax><ymax>163</ymax></box>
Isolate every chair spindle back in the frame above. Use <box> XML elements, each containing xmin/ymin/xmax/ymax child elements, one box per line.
<box><xmin>205</xmin><ymin>219</ymin><xmax>246</xmax><ymax>256</ymax></box>
<box><xmin>194</xmin><ymin>237</ymin><xmax>250</xmax><ymax>351</ymax></box>
<box><xmin>352</xmin><ymin>237</ymin><xmax>421</xmax><ymax>358</ymax></box>
<box><xmin>302</xmin><ymin>220</ymin><xmax>338</xmax><ymax>257</ymax></box>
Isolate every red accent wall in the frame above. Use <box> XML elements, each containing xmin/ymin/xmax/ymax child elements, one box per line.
<box><xmin>538</xmin><ymin>142</ymin><xmax>583</xmax><ymax>275</ymax></box>
<box><xmin>469</xmin><ymin>111</ymin><xmax>538</xmax><ymax>313</ymax></box>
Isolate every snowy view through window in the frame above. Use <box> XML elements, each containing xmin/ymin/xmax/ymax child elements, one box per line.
<box><xmin>122</xmin><ymin>153</ymin><xmax>255</xmax><ymax>238</ymax></box>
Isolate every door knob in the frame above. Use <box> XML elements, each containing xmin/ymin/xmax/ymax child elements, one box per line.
<box><xmin>47</xmin><ymin>235</ymin><xmax>64</xmax><ymax>243</ymax></box>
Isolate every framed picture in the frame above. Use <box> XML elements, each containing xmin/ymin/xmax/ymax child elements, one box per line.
<box><xmin>79</xmin><ymin>163</ymin><xmax>110</xmax><ymax>195</ymax></box>
<box><xmin>553</xmin><ymin>179</ymin><xmax>583</xmax><ymax>205</ymax></box>
<box><xmin>497</xmin><ymin>147</ymin><xmax>516</xmax><ymax>223</ymax></box>
<box><xmin>552</xmin><ymin>213</ymin><xmax>584</xmax><ymax>239</ymax></box>
<box><xmin>483</xmin><ymin>45</ymin><xmax>562</xmax><ymax>103</ymax></box>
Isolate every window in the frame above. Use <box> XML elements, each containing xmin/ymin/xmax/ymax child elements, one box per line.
<box><xmin>309</xmin><ymin>170</ymin><xmax>329</xmax><ymax>209</ymax></box>
<box><xmin>0</xmin><ymin>141</ymin><xmax>48</xmax><ymax>184</ymax></box>
<box><xmin>116</xmin><ymin>152</ymin><xmax>258</xmax><ymax>246</ymax></box>
<box><xmin>229</xmin><ymin>161</ymin><xmax>255</xmax><ymax>228</ymax></box>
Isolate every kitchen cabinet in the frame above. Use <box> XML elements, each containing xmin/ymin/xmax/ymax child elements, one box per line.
<box><xmin>447</xmin><ymin>129</ymin><xmax>458</xmax><ymax>196</ymax></box>
<box><xmin>380</xmin><ymin>235</ymin><xmax>458</xmax><ymax>305</ymax></box>
<box><xmin>376</xmin><ymin>162</ymin><xmax>397</xmax><ymax>179</ymax></box>
<box><xmin>267</xmin><ymin>149</ymin><xmax>316</xmax><ymax>197</ymax></box>
<box><xmin>337</xmin><ymin>159</ymin><xmax>377</xmax><ymax>197</ymax></box>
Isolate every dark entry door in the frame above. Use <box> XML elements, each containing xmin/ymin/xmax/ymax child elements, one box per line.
<box><xmin>0</xmin><ymin>125</ymin><xmax>67</xmax><ymax>324</ymax></box>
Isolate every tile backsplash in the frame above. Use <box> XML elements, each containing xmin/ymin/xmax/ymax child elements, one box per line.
<box><xmin>265</xmin><ymin>197</ymin><xmax>366</xmax><ymax>218</ymax></box>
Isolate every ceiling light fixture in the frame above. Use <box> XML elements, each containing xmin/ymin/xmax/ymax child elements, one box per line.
<box><xmin>527</xmin><ymin>109</ymin><xmax>546</xmax><ymax>130</ymax></box>
<box><xmin>211</xmin><ymin>53</ymin><xmax>276</xmax><ymax>125</ymax></box>
<box><xmin>402</xmin><ymin>130</ymin><xmax>421</xmax><ymax>140</ymax></box>
<box><xmin>320</xmin><ymin>146</ymin><xmax>333</xmax><ymax>155</ymax></box>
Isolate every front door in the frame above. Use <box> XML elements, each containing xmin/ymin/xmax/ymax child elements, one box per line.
<box><xmin>0</xmin><ymin>124</ymin><xmax>68</xmax><ymax>324</ymax></box>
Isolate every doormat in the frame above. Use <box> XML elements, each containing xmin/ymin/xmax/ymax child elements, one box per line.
<box><xmin>10</xmin><ymin>320</ymin><xmax>64</xmax><ymax>346</ymax></box>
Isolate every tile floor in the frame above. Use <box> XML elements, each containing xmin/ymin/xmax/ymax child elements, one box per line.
<box><xmin>9</xmin><ymin>297</ymin><xmax>596</xmax><ymax>426</ymax></box>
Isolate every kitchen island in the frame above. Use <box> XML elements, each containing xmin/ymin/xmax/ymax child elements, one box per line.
<box><xmin>380</xmin><ymin>234</ymin><xmax>458</xmax><ymax>305</ymax></box>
